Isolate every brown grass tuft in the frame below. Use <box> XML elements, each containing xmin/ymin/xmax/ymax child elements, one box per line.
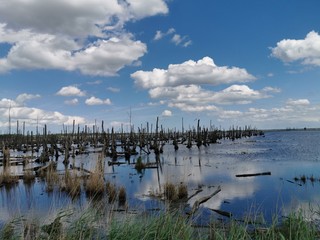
<box><xmin>164</xmin><ymin>182</ymin><xmax>177</xmax><ymax>201</ymax></box>
<box><xmin>118</xmin><ymin>186</ymin><xmax>127</xmax><ymax>205</ymax></box>
<box><xmin>106</xmin><ymin>181</ymin><xmax>117</xmax><ymax>203</ymax></box>
<box><xmin>177</xmin><ymin>183</ymin><xmax>188</xmax><ymax>200</ymax></box>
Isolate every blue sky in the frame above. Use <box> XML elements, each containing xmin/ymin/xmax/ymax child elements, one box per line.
<box><xmin>0</xmin><ymin>0</ymin><xmax>320</xmax><ymax>133</ymax></box>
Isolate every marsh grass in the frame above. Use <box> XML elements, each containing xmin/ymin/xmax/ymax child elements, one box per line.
<box><xmin>108</xmin><ymin>211</ymin><xmax>194</xmax><ymax>240</ymax></box>
<box><xmin>1</xmin><ymin>206</ymin><xmax>320</xmax><ymax>240</ymax></box>
<box><xmin>85</xmin><ymin>155</ymin><xmax>105</xmax><ymax>196</ymax></box>
<box><xmin>118</xmin><ymin>186</ymin><xmax>126</xmax><ymax>205</ymax></box>
<box><xmin>106</xmin><ymin>181</ymin><xmax>117</xmax><ymax>203</ymax></box>
<box><xmin>164</xmin><ymin>182</ymin><xmax>177</xmax><ymax>201</ymax></box>
<box><xmin>177</xmin><ymin>183</ymin><xmax>188</xmax><ymax>200</ymax></box>
<box><xmin>23</xmin><ymin>168</ymin><xmax>36</xmax><ymax>184</ymax></box>
<box><xmin>134</xmin><ymin>156</ymin><xmax>145</xmax><ymax>172</ymax></box>
<box><xmin>0</xmin><ymin>168</ymin><xmax>19</xmax><ymax>186</ymax></box>
<box><xmin>61</xmin><ymin>169</ymin><xmax>81</xmax><ymax>198</ymax></box>
<box><xmin>45</xmin><ymin>167</ymin><xmax>60</xmax><ymax>192</ymax></box>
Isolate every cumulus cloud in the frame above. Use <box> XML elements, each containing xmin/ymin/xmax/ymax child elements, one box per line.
<box><xmin>85</xmin><ymin>96</ymin><xmax>112</xmax><ymax>105</ymax></box>
<box><xmin>0</xmin><ymin>0</ymin><xmax>167</xmax><ymax>75</ymax></box>
<box><xmin>161</xmin><ymin>110</ymin><xmax>172</xmax><ymax>117</ymax></box>
<box><xmin>147</xmin><ymin>84</ymin><xmax>273</xmax><ymax>113</ymax></box>
<box><xmin>16</xmin><ymin>93</ymin><xmax>41</xmax><ymax>104</ymax></box>
<box><xmin>130</xmin><ymin>57</ymin><xmax>276</xmax><ymax>113</ymax></box>
<box><xmin>0</xmin><ymin>96</ymin><xmax>86</xmax><ymax>129</ymax></box>
<box><xmin>286</xmin><ymin>98</ymin><xmax>310</xmax><ymax>106</ymax></box>
<box><xmin>64</xmin><ymin>98</ymin><xmax>79</xmax><ymax>105</ymax></box>
<box><xmin>271</xmin><ymin>31</ymin><xmax>320</xmax><ymax>66</ymax></box>
<box><xmin>132</xmin><ymin>57</ymin><xmax>256</xmax><ymax>89</ymax></box>
<box><xmin>215</xmin><ymin>98</ymin><xmax>320</xmax><ymax>128</ymax></box>
<box><xmin>56</xmin><ymin>86</ymin><xmax>86</xmax><ymax>97</ymax></box>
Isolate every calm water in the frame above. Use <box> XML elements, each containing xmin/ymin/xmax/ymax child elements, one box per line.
<box><xmin>1</xmin><ymin>130</ymin><xmax>320</xmax><ymax>225</ymax></box>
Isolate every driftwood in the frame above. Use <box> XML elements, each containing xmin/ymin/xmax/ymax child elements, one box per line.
<box><xmin>35</xmin><ymin>162</ymin><xmax>56</xmax><ymax>174</ymax></box>
<box><xmin>236</xmin><ymin>172</ymin><xmax>271</xmax><ymax>177</ymax></box>
<box><xmin>188</xmin><ymin>186</ymin><xmax>221</xmax><ymax>217</ymax></box>
<box><xmin>187</xmin><ymin>189</ymin><xmax>203</xmax><ymax>201</ymax></box>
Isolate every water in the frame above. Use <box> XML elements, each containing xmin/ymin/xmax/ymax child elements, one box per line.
<box><xmin>1</xmin><ymin>130</ymin><xmax>320</xmax><ymax>225</ymax></box>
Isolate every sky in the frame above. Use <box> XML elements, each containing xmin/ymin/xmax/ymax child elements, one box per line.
<box><xmin>0</xmin><ymin>0</ymin><xmax>320</xmax><ymax>133</ymax></box>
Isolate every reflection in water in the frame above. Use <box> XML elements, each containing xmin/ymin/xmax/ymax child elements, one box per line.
<box><xmin>1</xmin><ymin>130</ymin><xmax>320</xmax><ymax>224</ymax></box>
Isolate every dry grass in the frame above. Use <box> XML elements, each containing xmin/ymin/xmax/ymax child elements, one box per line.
<box><xmin>164</xmin><ymin>182</ymin><xmax>177</xmax><ymax>201</ymax></box>
<box><xmin>23</xmin><ymin>168</ymin><xmax>36</xmax><ymax>184</ymax></box>
<box><xmin>61</xmin><ymin>169</ymin><xmax>81</xmax><ymax>198</ymax></box>
<box><xmin>118</xmin><ymin>186</ymin><xmax>126</xmax><ymax>205</ymax></box>
<box><xmin>45</xmin><ymin>167</ymin><xmax>60</xmax><ymax>192</ymax></box>
<box><xmin>0</xmin><ymin>169</ymin><xmax>19</xmax><ymax>186</ymax></box>
<box><xmin>177</xmin><ymin>183</ymin><xmax>188</xmax><ymax>200</ymax></box>
<box><xmin>85</xmin><ymin>155</ymin><xmax>105</xmax><ymax>196</ymax></box>
<box><xmin>106</xmin><ymin>181</ymin><xmax>117</xmax><ymax>203</ymax></box>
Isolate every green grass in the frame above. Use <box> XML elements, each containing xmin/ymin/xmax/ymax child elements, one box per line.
<box><xmin>1</xmin><ymin>207</ymin><xmax>319</xmax><ymax>239</ymax></box>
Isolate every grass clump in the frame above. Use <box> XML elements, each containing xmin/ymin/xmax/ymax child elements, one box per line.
<box><xmin>134</xmin><ymin>156</ymin><xmax>145</xmax><ymax>172</ymax></box>
<box><xmin>23</xmin><ymin>168</ymin><xmax>36</xmax><ymax>184</ymax></box>
<box><xmin>0</xmin><ymin>169</ymin><xmax>19</xmax><ymax>186</ymax></box>
<box><xmin>118</xmin><ymin>186</ymin><xmax>127</xmax><ymax>205</ymax></box>
<box><xmin>106</xmin><ymin>181</ymin><xmax>117</xmax><ymax>203</ymax></box>
<box><xmin>177</xmin><ymin>183</ymin><xmax>188</xmax><ymax>200</ymax></box>
<box><xmin>164</xmin><ymin>182</ymin><xmax>177</xmax><ymax>201</ymax></box>
<box><xmin>61</xmin><ymin>169</ymin><xmax>81</xmax><ymax>198</ymax></box>
<box><xmin>108</xmin><ymin>211</ymin><xmax>193</xmax><ymax>240</ymax></box>
<box><xmin>85</xmin><ymin>156</ymin><xmax>105</xmax><ymax>196</ymax></box>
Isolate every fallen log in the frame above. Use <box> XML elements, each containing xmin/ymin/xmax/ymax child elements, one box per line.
<box><xmin>188</xmin><ymin>186</ymin><xmax>221</xmax><ymax>217</ymax></box>
<box><xmin>235</xmin><ymin>172</ymin><xmax>271</xmax><ymax>177</ymax></box>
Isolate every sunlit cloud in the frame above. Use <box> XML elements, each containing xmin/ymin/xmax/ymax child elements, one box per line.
<box><xmin>56</xmin><ymin>86</ymin><xmax>86</xmax><ymax>97</ymax></box>
<box><xmin>161</xmin><ymin>110</ymin><xmax>172</xmax><ymax>117</ymax></box>
<box><xmin>271</xmin><ymin>31</ymin><xmax>320</xmax><ymax>66</ymax></box>
<box><xmin>85</xmin><ymin>96</ymin><xmax>112</xmax><ymax>106</ymax></box>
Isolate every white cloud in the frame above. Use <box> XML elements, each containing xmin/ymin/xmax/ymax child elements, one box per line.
<box><xmin>0</xmin><ymin>96</ymin><xmax>86</xmax><ymax>129</ymax></box>
<box><xmin>286</xmin><ymin>98</ymin><xmax>310</xmax><ymax>106</ymax></box>
<box><xmin>64</xmin><ymin>98</ymin><xmax>79</xmax><ymax>105</ymax></box>
<box><xmin>56</xmin><ymin>86</ymin><xmax>86</xmax><ymax>97</ymax></box>
<box><xmin>107</xmin><ymin>87</ymin><xmax>120</xmax><ymax>93</ymax></box>
<box><xmin>154</xmin><ymin>28</ymin><xmax>191</xmax><ymax>47</ymax></box>
<box><xmin>271</xmin><ymin>31</ymin><xmax>320</xmax><ymax>66</ymax></box>
<box><xmin>214</xmin><ymin>98</ymin><xmax>320</xmax><ymax>129</ymax></box>
<box><xmin>85</xmin><ymin>96</ymin><xmax>112</xmax><ymax>106</ymax></box>
<box><xmin>16</xmin><ymin>93</ymin><xmax>41</xmax><ymax>104</ymax></box>
<box><xmin>161</xmin><ymin>110</ymin><xmax>172</xmax><ymax>117</ymax></box>
<box><xmin>0</xmin><ymin>29</ymin><xmax>147</xmax><ymax>76</ymax></box>
<box><xmin>86</xmin><ymin>80</ymin><xmax>102</xmax><ymax>85</ymax></box>
<box><xmin>0</xmin><ymin>0</ymin><xmax>167</xmax><ymax>75</ymax></box>
<box><xmin>0</xmin><ymin>1</ymin><xmax>168</xmax><ymax>37</ymax></box>
<box><xmin>148</xmin><ymin>84</ymin><xmax>271</xmax><ymax>112</ymax></box>
<box><xmin>132</xmin><ymin>57</ymin><xmax>256</xmax><ymax>89</ymax></box>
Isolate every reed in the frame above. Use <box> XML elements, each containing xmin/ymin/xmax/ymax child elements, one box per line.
<box><xmin>118</xmin><ymin>186</ymin><xmax>127</xmax><ymax>205</ymax></box>
<box><xmin>85</xmin><ymin>155</ymin><xmax>105</xmax><ymax>196</ymax></box>
<box><xmin>177</xmin><ymin>183</ymin><xmax>188</xmax><ymax>200</ymax></box>
<box><xmin>106</xmin><ymin>181</ymin><xmax>117</xmax><ymax>203</ymax></box>
<box><xmin>61</xmin><ymin>169</ymin><xmax>81</xmax><ymax>198</ymax></box>
<box><xmin>23</xmin><ymin>168</ymin><xmax>35</xmax><ymax>184</ymax></box>
<box><xmin>164</xmin><ymin>182</ymin><xmax>177</xmax><ymax>201</ymax></box>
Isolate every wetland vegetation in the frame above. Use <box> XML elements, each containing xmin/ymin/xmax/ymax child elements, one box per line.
<box><xmin>1</xmin><ymin>119</ymin><xmax>320</xmax><ymax>239</ymax></box>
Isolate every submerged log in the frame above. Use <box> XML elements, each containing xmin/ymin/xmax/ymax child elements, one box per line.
<box><xmin>210</xmin><ymin>208</ymin><xmax>232</xmax><ymax>218</ymax></box>
<box><xmin>235</xmin><ymin>172</ymin><xmax>271</xmax><ymax>177</ymax></box>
